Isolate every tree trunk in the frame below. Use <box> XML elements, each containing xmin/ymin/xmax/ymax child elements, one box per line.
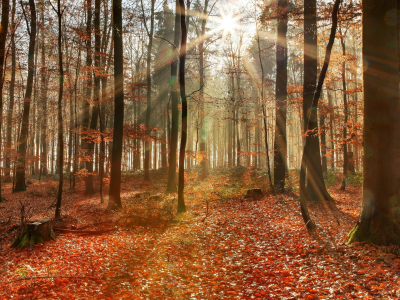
<box><xmin>83</xmin><ymin>0</ymin><xmax>95</xmax><ymax>194</ymax></box>
<box><xmin>299</xmin><ymin>0</ymin><xmax>340</xmax><ymax>229</ymax></box>
<box><xmin>54</xmin><ymin>0</ymin><xmax>64</xmax><ymax>220</ymax></box>
<box><xmin>15</xmin><ymin>0</ymin><xmax>36</xmax><ymax>192</ymax></box>
<box><xmin>166</xmin><ymin>0</ymin><xmax>180</xmax><ymax>192</ymax></box>
<box><xmin>339</xmin><ymin>33</ymin><xmax>348</xmax><ymax>191</ymax></box>
<box><xmin>177</xmin><ymin>0</ymin><xmax>187</xmax><ymax>213</ymax></box>
<box><xmin>143</xmin><ymin>0</ymin><xmax>155</xmax><ymax>181</ymax></box>
<box><xmin>301</xmin><ymin>0</ymin><xmax>332</xmax><ymax>202</ymax></box>
<box><xmin>6</xmin><ymin>0</ymin><xmax>15</xmax><ymax>181</ymax></box>
<box><xmin>199</xmin><ymin>0</ymin><xmax>208</xmax><ymax>180</ymax></box>
<box><xmin>348</xmin><ymin>0</ymin><xmax>400</xmax><ymax>245</ymax></box>
<box><xmin>107</xmin><ymin>0</ymin><xmax>124</xmax><ymax>210</ymax></box>
<box><xmin>273</xmin><ymin>0</ymin><xmax>288</xmax><ymax>193</ymax></box>
<box><xmin>0</xmin><ymin>0</ymin><xmax>9</xmax><ymax>197</ymax></box>
<box><xmin>319</xmin><ymin>103</ymin><xmax>328</xmax><ymax>173</ymax></box>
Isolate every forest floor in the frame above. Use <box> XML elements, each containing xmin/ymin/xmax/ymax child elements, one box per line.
<box><xmin>1</xmin><ymin>168</ymin><xmax>400</xmax><ymax>299</ymax></box>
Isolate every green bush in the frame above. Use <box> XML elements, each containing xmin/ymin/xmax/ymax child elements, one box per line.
<box><xmin>323</xmin><ymin>171</ymin><xmax>339</xmax><ymax>187</ymax></box>
<box><xmin>346</xmin><ymin>172</ymin><xmax>363</xmax><ymax>186</ymax></box>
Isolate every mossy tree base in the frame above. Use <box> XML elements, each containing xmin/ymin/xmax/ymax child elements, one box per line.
<box><xmin>347</xmin><ymin>221</ymin><xmax>377</xmax><ymax>245</ymax></box>
<box><xmin>12</xmin><ymin>218</ymin><xmax>55</xmax><ymax>248</ymax></box>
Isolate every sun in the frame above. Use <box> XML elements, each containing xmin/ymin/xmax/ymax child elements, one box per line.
<box><xmin>219</xmin><ymin>15</ymin><xmax>238</xmax><ymax>34</ymax></box>
<box><xmin>217</xmin><ymin>11</ymin><xmax>241</xmax><ymax>36</ymax></box>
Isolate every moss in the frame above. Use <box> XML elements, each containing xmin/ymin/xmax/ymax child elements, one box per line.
<box><xmin>51</xmin><ymin>231</ymin><xmax>56</xmax><ymax>240</ymax></box>
<box><xmin>347</xmin><ymin>222</ymin><xmax>378</xmax><ymax>244</ymax></box>
<box><xmin>18</xmin><ymin>234</ymin><xmax>30</xmax><ymax>248</ymax></box>
<box><xmin>0</xmin><ymin>196</ymin><xmax>6</xmax><ymax>203</ymax></box>
<box><xmin>37</xmin><ymin>237</ymin><xmax>44</xmax><ymax>244</ymax></box>
<box><xmin>29</xmin><ymin>235</ymin><xmax>36</xmax><ymax>246</ymax></box>
<box><xmin>11</xmin><ymin>237</ymin><xmax>20</xmax><ymax>247</ymax></box>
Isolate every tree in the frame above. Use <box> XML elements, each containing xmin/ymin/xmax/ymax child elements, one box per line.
<box><xmin>300</xmin><ymin>0</ymin><xmax>332</xmax><ymax>202</ymax></box>
<box><xmin>273</xmin><ymin>0</ymin><xmax>288</xmax><ymax>192</ymax></box>
<box><xmin>299</xmin><ymin>0</ymin><xmax>341</xmax><ymax>228</ymax></box>
<box><xmin>107</xmin><ymin>0</ymin><xmax>124</xmax><ymax>210</ymax></box>
<box><xmin>0</xmin><ymin>0</ymin><xmax>9</xmax><ymax>199</ymax></box>
<box><xmin>166</xmin><ymin>0</ymin><xmax>180</xmax><ymax>193</ymax></box>
<box><xmin>51</xmin><ymin>0</ymin><xmax>65</xmax><ymax>220</ymax></box>
<box><xmin>348</xmin><ymin>0</ymin><xmax>400</xmax><ymax>245</ymax></box>
<box><xmin>5</xmin><ymin>0</ymin><xmax>15</xmax><ymax>181</ymax></box>
<box><xmin>83</xmin><ymin>0</ymin><xmax>95</xmax><ymax>194</ymax></box>
<box><xmin>14</xmin><ymin>0</ymin><xmax>36</xmax><ymax>192</ymax></box>
<box><xmin>177</xmin><ymin>0</ymin><xmax>187</xmax><ymax>213</ymax></box>
<box><xmin>142</xmin><ymin>0</ymin><xmax>155</xmax><ymax>181</ymax></box>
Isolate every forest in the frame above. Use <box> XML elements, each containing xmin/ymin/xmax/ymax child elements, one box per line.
<box><xmin>1</xmin><ymin>0</ymin><xmax>400</xmax><ymax>298</ymax></box>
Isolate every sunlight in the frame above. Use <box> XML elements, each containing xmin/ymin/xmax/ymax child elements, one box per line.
<box><xmin>219</xmin><ymin>14</ymin><xmax>238</xmax><ymax>35</ymax></box>
<box><xmin>216</xmin><ymin>8</ymin><xmax>243</xmax><ymax>38</ymax></box>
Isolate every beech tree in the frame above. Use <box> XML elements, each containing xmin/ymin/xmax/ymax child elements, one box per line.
<box><xmin>0</xmin><ymin>0</ymin><xmax>9</xmax><ymax>200</ymax></box>
<box><xmin>348</xmin><ymin>0</ymin><xmax>400</xmax><ymax>245</ymax></box>
<box><xmin>177</xmin><ymin>0</ymin><xmax>187</xmax><ymax>213</ymax></box>
<box><xmin>107</xmin><ymin>0</ymin><xmax>124</xmax><ymax>210</ymax></box>
<box><xmin>14</xmin><ymin>0</ymin><xmax>36</xmax><ymax>192</ymax></box>
<box><xmin>273</xmin><ymin>0</ymin><xmax>288</xmax><ymax>192</ymax></box>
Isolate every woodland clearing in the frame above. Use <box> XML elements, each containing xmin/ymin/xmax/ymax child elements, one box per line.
<box><xmin>0</xmin><ymin>169</ymin><xmax>399</xmax><ymax>299</ymax></box>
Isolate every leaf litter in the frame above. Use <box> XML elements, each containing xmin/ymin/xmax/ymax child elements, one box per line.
<box><xmin>0</xmin><ymin>176</ymin><xmax>399</xmax><ymax>299</ymax></box>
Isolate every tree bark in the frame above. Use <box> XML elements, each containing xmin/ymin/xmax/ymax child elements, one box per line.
<box><xmin>143</xmin><ymin>0</ymin><xmax>155</xmax><ymax>181</ymax></box>
<box><xmin>273</xmin><ymin>0</ymin><xmax>288</xmax><ymax>192</ymax></box>
<box><xmin>166</xmin><ymin>0</ymin><xmax>180</xmax><ymax>192</ymax></box>
<box><xmin>177</xmin><ymin>0</ymin><xmax>187</xmax><ymax>213</ymax></box>
<box><xmin>54</xmin><ymin>0</ymin><xmax>64</xmax><ymax>220</ymax></box>
<box><xmin>348</xmin><ymin>0</ymin><xmax>400</xmax><ymax>245</ymax></box>
<box><xmin>6</xmin><ymin>0</ymin><xmax>15</xmax><ymax>181</ymax></box>
<box><xmin>0</xmin><ymin>0</ymin><xmax>9</xmax><ymax>197</ymax></box>
<box><xmin>300</xmin><ymin>0</ymin><xmax>332</xmax><ymax>203</ymax></box>
<box><xmin>339</xmin><ymin>33</ymin><xmax>348</xmax><ymax>191</ymax></box>
<box><xmin>107</xmin><ymin>0</ymin><xmax>124</xmax><ymax>210</ymax></box>
<box><xmin>299</xmin><ymin>0</ymin><xmax>340</xmax><ymax>229</ymax></box>
<box><xmin>83</xmin><ymin>0</ymin><xmax>95</xmax><ymax>194</ymax></box>
<box><xmin>15</xmin><ymin>0</ymin><xmax>36</xmax><ymax>192</ymax></box>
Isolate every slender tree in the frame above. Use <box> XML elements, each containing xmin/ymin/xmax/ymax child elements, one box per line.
<box><xmin>51</xmin><ymin>0</ymin><xmax>65</xmax><ymax>220</ymax></box>
<box><xmin>273</xmin><ymin>0</ymin><xmax>288</xmax><ymax>192</ymax></box>
<box><xmin>0</xmin><ymin>0</ymin><xmax>9</xmax><ymax>199</ymax></box>
<box><xmin>142</xmin><ymin>0</ymin><xmax>155</xmax><ymax>181</ymax></box>
<box><xmin>166</xmin><ymin>0</ymin><xmax>180</xmax><ymax>192</ymax></box>
<box><xmin>107</xmin><ymin>0</ymin><xmax>124</xmax><ymax>210</ymax></box>
<box><xmin>6</xmin><ymin>0</ymin><xmax>15</xmax><ymax>181</ymax></box>
<box><xmin>14</xmin><ymin>0</ymin><xmax>36</xmax><ymax>192</ymax></box>
<box><xmin>83</xmin><ymin>0</ymin><xmax>95</xmax><ymax>194</ymax></box>
<box><xmin>177</xmin><ymin>0</ymin><xmax>187</xmax><ymax>213</ymax></box>
<box><xmin>300</xmin><ymin>0</ymin><xmax>332</xmax><ymax>202</ymax></box>
<box><xmin>299</xmin><ymin>0</ymin><xmax>341</xmax><ymax>228</ymax></box>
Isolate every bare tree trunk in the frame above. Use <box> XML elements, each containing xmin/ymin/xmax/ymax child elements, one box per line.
<box><xmin>6</xmin><ymin>0</ymin><xmax>15</xmax><ymax>181</ymax></box>
<box><xmin>299</xmin><ymin>0</ymin><xmax>340</xmax><ymax>229</ymax></box>
<box><xmin>83</xmin><ymin>0</ymin><xmax>95</xmax><ymax>194</ymax></box>
<box><xmin>0</xmin><ymin>0</ymin><xmax>9</xmax><ymax>198</ymax></box>
<box><xmin>348</xmin><ymin>0</ymin><xmax>400</xmax><ymax>245</ymax></box>
<box><xmin>15</xmin><ymin>0</ymin><xmax>36</xmax><ymax>192</ymax></box>
<box><xmin>54</xmin><ymin>0</ymin><xmax>64</xmax><ymax>220</ymax></box>
<box><xmin>339</xmin><ymin>33</ymin><xmax>348</xmax><ymax>191</ymax></box>
<box><xmin>107</xmin><ymin>0</ymin><xmax>124</xmax><ymax>210</ymax></box>
<box><xmin>273</xmin><ymin>0</ymin><xmax>288</xmax><ymax>192</ymax></box>
<box><xmin>143</xmin><ymin>0</ymin><xmax>155</xmax><ymax>181</ymax></box>
<box><xmin>198</xmin><ymin>0</ymin><xmax>208</xmax><ymax>179</ymax></box>
<box><xmin>177</xmin><ymin>0</ymin><xmax>187</xmax><ymax>213</ymax></box>
<box><xmin>166</xmin><ymin>0</ymin><xmax>180</xmax><ymax>192</ymax></box>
